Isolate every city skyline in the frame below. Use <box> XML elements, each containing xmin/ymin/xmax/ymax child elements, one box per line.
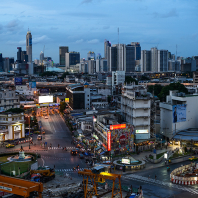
<box><xmin>0</xmin><ymin>0</ymin><xmax>198</xmax><ymax>63</ymax></box>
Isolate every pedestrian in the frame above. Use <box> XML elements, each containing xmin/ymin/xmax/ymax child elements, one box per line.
<box><xmin>130</xmin><ymin>184</ymin><xmax>133</xmax><ymax>194</ymax></box>
<box><xmin>155</xmin><ymin>175</ymin><xmax>157</xmax><ymax>180</ymax></box>
<box><xmin>138</xmin><ymin>186</ymin><xmax>143</xmax><ymax>198</ymax></box>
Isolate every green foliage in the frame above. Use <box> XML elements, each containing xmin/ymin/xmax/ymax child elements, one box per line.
<box><xmin>40</xmin><ymin>71</ymin><xmax>57</xmax><ymax>77</ymax></box>
<box><xmin>60</xmin><ymin>102</ymin><xmax>67</xmax><ymax>113</ymax></box>
<box><xmin>140</xmin><ymin>75</ymin><xmax>150</xmax><ymax>80</ymax></box>
<box><xmin>125</xmin><ymin>76</ymin><xmax>138</xmax><ymax>85</ymax></box>
<box><xmin>5</xmin><ymin>108</ymin><xmax>24</xmax><ymax>113</ymax></box>
<box><xmin>60</xmin><ymin>72</ymin><xmax>70</xmax><ymax>79</ymax></box>
<box><xmin>158</xmin><ymin>82</ymin><xmax>188</xmax><ymax>102</ymax></box>
<box><xmin>148</xmin><ymin>84</ymin><xmax>163</xmax><ymax>97</ymax></box>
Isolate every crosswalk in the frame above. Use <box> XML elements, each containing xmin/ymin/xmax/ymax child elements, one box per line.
<box><xmin>48</xmin><ymin>147</ymin><xmax>76</xmax><ymax>150</ymax></box>
<box><xmin>55</xmin><ymin>167</ymin><xmax>92</xmax><ymax>172</ymax></box>
<box><xmin>123</xmin><ymin>174</ymin><xmax>198</xmax><ymax>195</ymax></box>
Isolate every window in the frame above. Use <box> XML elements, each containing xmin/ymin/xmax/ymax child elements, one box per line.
<box><xmin>87</xmin><ymin>95</ymin><xmax>89</xmax><ymax>97</ymax></box>
<box><xmin>87</xmin><ymin>99</ymin><xmax>89</xmax><ymax>101</ymax></box>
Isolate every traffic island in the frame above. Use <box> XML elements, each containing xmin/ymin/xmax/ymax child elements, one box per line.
<box><xmin>113</xmin><ymin>157</ymin><xmax>146</xmax><ymax>171</ymax></box>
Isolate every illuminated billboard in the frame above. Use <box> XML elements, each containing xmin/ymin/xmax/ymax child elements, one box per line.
<box><xmin>15</xmin><ymin>77</ymin><xmax>22</xmax><ymax>85</ymax></box>
<box><xmin>39</xmin><ymin>96</ymin><xmax>53</xmax><ymax>104</ymax></box>
<box><xmin>29</xmin><ymin>82</ymin><xmax>36</xmax><ymax>89</ymax></box>
<box><xmin>172</xmin><ymin>104</ymin><xmax>186</xmax><ymax>123</ymax></box>
<box><xmin>110</xmin><ymin>124</ymin><xmax>126</xmax><ymax>130</ymax></box>
<box><xmin>65</xmin><ymin>98</ymin><xmax>69</xmax><ymax>103</ymax></box>
<box><xmin>121</xmin><ymin>158</ymin><xmax>130</xmax><ymax>165</ymax></box>
<box><xmin>107</xmin><ymin>131</ymin><xmax>111</xmax><ymax>151</ymax></box>
<box><xmin>136</xmin><ymin>130</ymin><xmax>148</xmax><ymax>134</ymax></box>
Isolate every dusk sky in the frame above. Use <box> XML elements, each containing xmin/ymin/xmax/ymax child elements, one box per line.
<box><xmin>0</xmin><ymin>0</ymin><xmax>198</xmax><ymax>63</ymax></box>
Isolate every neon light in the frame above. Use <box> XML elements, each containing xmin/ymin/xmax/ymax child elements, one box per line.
<box><xmin>110</xmin><ymin>124</ymin><xmax>126</xmax><ymax>130</ymax></box>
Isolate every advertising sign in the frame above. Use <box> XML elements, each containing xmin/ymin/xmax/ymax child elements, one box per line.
<box><xmin>29</xmin><ymin>82</ymin><xmax>36</xmax><ymax>89</ymax></box>
<box><xmin>40</xmin><ymin>89</ymin><xmax>49</xmax><ymax>94</ymax></box>
<box><xmin>65</xmin><ymin>98</ymin><xmax>69</xmax><ymax>103</ymax></box>
<box><xmin>14</xmin><ymin>125</ymin><xmax>21</xmax><ymax>131</ymax></box>
<box><xmin>107</xmin><ymin>131</ymin><xmax>111</xmax><ymax>151</ymax></box>
<box><xmin>119</xmin><ymin>134</ymin><xmax>126</xmax><ymax>145</ymax></box>
<box><xmin>136</xmin><ymin>130</ymin><xmax>148</xmax><ymax>134</ymax></box>
<box><xmin>172</xmin><ymin>104</ymin><xmax>186</xmax><ymax>123</ymax></box>
<box><xmin>15</xmin><ymin>77</ymin><xmax>22</xmax><ymax>85</ymax></box>
<box><xmin>39</xmin><ymin>96</ymin><xmax>53</xmax><ymax>104</ymax></box>
<box><xmin>110</xmin><ymin>124</ymin><xmax>126</xmax><ymax>130</ymax></box>
<box><xmin>121</xmin><ymin>158</ymin><xmax>130</xmax><ymax>164</ymax></box>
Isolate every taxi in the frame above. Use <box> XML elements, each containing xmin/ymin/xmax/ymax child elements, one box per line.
<box><xmin>189</xmin><ymin>156</ymin><xmax>198</xmax><ymax>161</ymax></box>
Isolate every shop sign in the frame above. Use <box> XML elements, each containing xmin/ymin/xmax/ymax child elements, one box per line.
<box><xmin>65</xmin><ymin>98</ymin><xmax>69</xmax><ymax>103</ymax></box>
<box><xmin>107</xmin><ymin>131</ymin><xmax>111</xmax><ymax>151</ymax></box>
<box><xmin>110</xmin><ymin>124</ymin><xmax>126</xmax><ymax>130</ymax></box>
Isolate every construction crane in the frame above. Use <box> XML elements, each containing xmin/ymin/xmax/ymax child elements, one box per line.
<box><xmin>78</xmin><ymin>168</ymin><xmax>122</xmax><ymax>198</ymax></box>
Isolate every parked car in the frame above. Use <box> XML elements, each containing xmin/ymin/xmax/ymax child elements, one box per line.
<box><xmin>189</xmin><ymin>156</ymin><xmax>198</xmax><ymax>161</ymax></box>
<box><xmin>71</xmin><ymin>150</ymin><xmax>78</xmax><ymax>155</ymax></box>
<box><xmin>6</xmin><ymin>144</ymin><xmax>15</xmax><ymax>148</ymax></box>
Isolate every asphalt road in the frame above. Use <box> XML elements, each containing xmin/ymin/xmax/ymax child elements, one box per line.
<box><xmin>37</xmin><ymin>114</ymin><xmax>87</xmax><ymax>171</ymax></box>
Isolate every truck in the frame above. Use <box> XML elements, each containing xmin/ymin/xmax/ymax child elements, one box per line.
<box><xmin>30</xmin><ymin>166</ymin><xmax>55</xmax><ymax>183</ymax></box>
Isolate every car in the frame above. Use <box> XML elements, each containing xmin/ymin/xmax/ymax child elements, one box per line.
<box><xmin>189</xmin><ymin>156</ymin><xmax>198</xmax><ymax>161</ymax></box>
<box><xmin>45</xmin><ymin>116</ymin><xmax>48</xmax><ymax>119</ymax></box>
<box><xmin>37</xmin><ymin>135</ymin><xmax>42</xmax><ymax>140</ymax></box>
<box><xmin>79</xmin><ymin>154</ymin><xmax>84</xmax><ymax>159</ymax></box>
<box><xmin>6</xmin><ymin>144</ymin><xmax>15</xmax><ymax>148</ymax></box>
<box><xmin>71</xmin><ymin>150</ymin><xmax>77</xmax><ymax>155</ymax></box>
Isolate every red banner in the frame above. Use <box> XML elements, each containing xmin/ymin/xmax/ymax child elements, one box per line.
<box><xmin>110</xmin><ymin>124</ymin><xmax>126</xmax><ymax>130</ymax></box>
<box><xmin>107</xmin><ymin>131</ymin><xmax>111</xmax><ymax>151</ymax></box>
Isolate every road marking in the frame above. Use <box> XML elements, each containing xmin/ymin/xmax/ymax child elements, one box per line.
<box><xmin>55</xmin><ymin>168</ymin><xmax>92</xmax><ymax>172</ymax></box>
<box><xmin>123</xmin><ymin>174</ymin><xmax>198</xmax><ymax>194</ymax></box>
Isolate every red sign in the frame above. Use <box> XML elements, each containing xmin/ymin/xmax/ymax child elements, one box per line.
<box><xmin>107</xmin><ymin>131</ymin><xmax>111</xmax><ymax>151</ymax></box>
<box><xmin>110</xmin><ymin>124</ymin><xmax>126</xmax><ymax>130</ymax></box>
<box><xmin>119</xmin><ymin>134</ymin><xmax>126</xmax><ymax>145</ymax></box>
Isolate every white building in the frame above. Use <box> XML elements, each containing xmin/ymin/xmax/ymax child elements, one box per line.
<box><xmin>112</xmin><ymin>71</ymin><xmax>125</xmax><ymax>86</ymax></box>
<box><xmin>0</xmin><ymin>90</ymin><xmax>20</xmax><ymax>112</ymax></box>
<box><xmin>160</xmin><ymin>90</ymin><xmax>198</xmax><ymax>139</ymax></box>
<box><xmin>121</xmin><ymin>84</ymin><xmax>151</xmax><ymax>140</ymax></box>
<box><xmin>15</xmin><ymin>85</ymin><xmax>36</xmax><ymax>96</ymax></box>
<box><xmin>0</xmin><ymin>112</ymin><xmax>25</xmax><ymax>141</ymax></box>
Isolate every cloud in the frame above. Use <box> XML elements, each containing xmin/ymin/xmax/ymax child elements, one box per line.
<box><xmin>33</xmin><ymin>35</ymin><xmax>50</xmax><ymax>44</ymax></box>
<box><xmin>6</xmin><ymin>20</ymin><xmax>22</xmax><ymax>31</ymax></box>
<box><xmin>81</xmin><ymin>0</ymin><xmax>92</xmax><ymax>4</ymax></box>
<box><xmin>62</xmin><ymin>12</ymin><xmax>107</xmax><ymax>18</ymax></box>
<box><xmin>50</xmin><ymin>27</ymin><xmax>58</xmax><ymax>30</ymax></box>
<box><xmin>87</xmin><ymin>39</ymin><xmax>99</xmax><ymax>44</ymax></box>
<box><xmin>76</xmin><ymin>39</ymin><xmax>84</xmax><ymax>43</ymax></box>
<box><xmin>103</xmin><ymin>25</ymin><xmax>110</xmax><ymax>30</ymax></box>
<box><xmin>153</xmin><ymin>8</ymin><xmax>178</xmax><ymax>18</ymax></box>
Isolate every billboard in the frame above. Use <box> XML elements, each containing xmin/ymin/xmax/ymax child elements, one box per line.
<box><xmin>65</xmin><ymin>98</ymin><xmax>69</xmax><ymax>103</ymax></box>
<box><xmin>110</xmin><ymin>124</ymin><xmax>126</xmax><ymax>130</ymax></box>
<box><xmin>29</xmin><ymin>82</ymin><xmax>36</xmax><ymax>89</ymax></box>
<box><xmin>39</xmin><ymin>95</ymin><xmax>53</xmax><ymax>104</ymax></box>
<box><xmin>107</xmin><ymin>131</ymin><xmax>111</xmax><ymax>151</ymax></box>
<box><xmin>172</xmin><ymin>104</ymin><xmax>186</xmax><ymax>123</ymax></box>
<box><xmin>121</xmin><ymin>158</ymin><xmax>130</xmax><ymax>164</ymax></box>
<box><xmin>40</xmin><ymin>89</ymin><xmax>49</xmax><ymax>94</ymax></box>
<box><xmin>136</xmin><ymin>130</ymin><xmax>149</xmax><ymax>134</ymax></box>
<box><xmin>15</xmin><ymin>77</ymin><xmax>22</xmax><ymax>85</ymax></box>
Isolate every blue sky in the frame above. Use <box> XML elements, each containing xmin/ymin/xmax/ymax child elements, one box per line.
<box><xmin>0</xmin><ymin>0</ymin><xmax>198</xmax><ymax>63</ymax></box>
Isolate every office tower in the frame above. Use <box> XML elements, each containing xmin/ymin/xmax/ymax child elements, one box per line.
<box><xmin>96</xmin><ymin>53</ymin><xmax>102</xmax><ymax>60</ymax></box>
<box><xmin>40</xmin><ymin>51</ymin><xmax>44</xmax><ymax>64</ymax></box>
<box><xmin>158</xmin><ymin>50</ymin><xmax>168</xmax><ymax>72</ymax></box>
<box><xmin>96</xmin><ymin>59</ymin><xmax>100</xmax><ymax>72</ymax></box>
<box><xmin>125</xmin><ymin>44</ymin><xmax>135</xmax><ymax>72</ymax></box>
<box><xmin>26</xmin><ymin>31</ymin><xmax>32</xmax><ymax>62</ymax></box>
<box><xmin>141</xmin><ymin>50</ymin><xmax>151</xmax><ymax>72</ymax></box>
<box><xmin>87</xmin><ymin>51</ymin><xmax>95</xmax><ymax>60</ymax></box>
<box><xmin>0</xmin><ymin>53</ymin><xmax>2</xmax><ymax>71</ymax></box>
<box><xmin>3</xmin><ymin>58</ymin><xmax>14</xmax><ymax>72</ymax></box>
<box><xmin>104</xmin><ymin>40</ymin><xmax>111</xmax><ymax>59</ymax></box>
<box><xmin>108</xmin><ymin>46</ymin><xmax>117</xmax><ymax>71</ymax></box>
<box><xmin>65</xmin><ymin>52</ymin><xmax>80</xmax><ymax>71</ymax></box>
<box><xmin>116</xmin><ymin>44</ymin><xmax>125</xmax><ymax>71</ymax></box>
<box><xmin>21</xmin><ymin>51</ymin><xmax>28</xmax><ymax>63</ymax></box>
<box><xmin>131</xmin><ymin>42</ymin><xmax>141</xmax><ymax>60</ymax></box>
<box><xmin>151</xmin><ymin>47</ymin><xmax>158</xmax><ymax>72</ymax></box>
<box><xmin>88</xmin><ymin>60</ymin><xmax>96</xmax><ymax>74</ymax></box>
<box><xmin>17</xmin><ymin>47</ymin><xmax>22</xmax><ymax>63</ymax></box>
<box><xmin>59</xmin><ymin>46</ymin><xmax>69</xmax><ymax>65</ymax></box>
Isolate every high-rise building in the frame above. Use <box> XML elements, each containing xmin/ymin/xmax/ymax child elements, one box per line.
<box><xmin>141</xmin><ymin>50</ymin><xmax>151</xmax><ymax>72</ymax></box>
<box><xmin>158</xmin><ymin>50</ymin><xmax>168</xmax><ymax>72</ymax></box>
<box><xmin>59</xmin><ymin>46</ymin><xmax>69</xmax><ymax>66</ymax></box>
<box><xmin>65</xmin><ymin>51</ymin><xmax>80</xmax><ymax>71</ymax></box>
<box><xmin>21</xmin><ymin>51</ymin><xmax>28</xmax><ymax>63</ymax></box>
<box><xmin>151</xmin><ymin>47</ymin><xmax>158</xmax><ymax>72</ymax></box>
<box><xmin>17</xmin><ymin>47</ymin><xmax>22</xmax><ymax>63</ymax></box>
<box><xmin>131</xmin><ymin>42</ymin><xmax>141</xmax><ymax>60</ymax></box>
<box><xmin>125</xmin><ymin>44</ymin><xmax>135</xmax><ymax>72</ymax></box>
<box><xmin>104</xmin><ymin>40</ymin><xmax>111</xmax><ymax>59</ymax></box>
<box><xmin>26</xmin><ymin>31</ymin><xmax>32</xmax><ymax>63</ymax></box>
<box><xmin>108</xmin><ymin>46</ymin><xmax>117</xmax><ymax>72</ymax></box>
<box><xmin>87</xmin><ymin>51</ymin><xmax>95</xmax><ymax>60</ymax></box>
<box><xmin>0</xmin><ymin>53</ymin><xmax>3</xmax><ymax>71</ymax></box>
<box><xmin>40</xmin><ymin>51</ymin><xmax>44</xmax><ymax>64</ymax></box>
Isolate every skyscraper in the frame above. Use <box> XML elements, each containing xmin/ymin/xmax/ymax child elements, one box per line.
<box><xmin>87</xmin><ymin>51</ymin><xmax>95</xmax><ymax>60</ymax></box>
<box><xmin>17</xmin><ymin>47</ymin><xmax>22</xmax><ymax>63</ymax></box>
<box><xmin>26</xmin><ymin>31</ymin><xmax>32</xmax><ymax>62</ymax></box>
<box><xmin>59</xmin><ymin>46</ymin><xmax>69</xmax><ymax>65</ymax></box>
<box><xmin>131</xmin><ymin>42</ymin><xmax>141</xmax><ymax>60</ymax></box>
<box><xmin>151</xmin><ymin>47</ymin><xmax>158</xmax><ymax>72</ymax></box>
<box><xmin>158</xmin><ymin>50</ymin><xmax>168</xmax><ymax>72</ymax></box>
<box><xmin>104</xmin><ymin>40</ymin><xmax>111</xmax><ymax>59</ymax></box>
<box><xmin>141</xmin><ymin>50</ymin><xmax>151</xmax><ymax>72</ymax></box>
<box><xmin>40</xmin><ymin>51</ymin><xmax>44</xmax><ymax>64</ymax></box>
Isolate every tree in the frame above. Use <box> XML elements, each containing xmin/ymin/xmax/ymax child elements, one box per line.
<box><xmin>40</xmin><ymin>71</ymin><xmax>57</xmax><ymax>77</ymax></box>
<box><xmin>5</xmin><ymin>108</ymin><xmax>24</xmax><ymax>113</ymax></box>
<box><xmin>147</xmin><ymin>84</ymin><xmax>163</xmax><ymax>97</ymax></box>
<box><xmin>60</xmin><ymin>102</ymin><xmax>67</xmax><ymax>113</ymax></box>
<box><xmin>158</xmin><ymin>82</ymin><xmax>188</xmax><ymax>102</ymax></box>
<box><xmin>60</xmin><ymin>72</ymin><xmax>70</xmax><ymax>79</ymax></box>
<box><xmin>125</xmin><ymin>76</ymin><xmax>138</xmax><ymax>85</ymax></box>
<box><xmin>140</xmin><ymin>75</ymin><xmax>150</xmax><ymax>81</ymax></box>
